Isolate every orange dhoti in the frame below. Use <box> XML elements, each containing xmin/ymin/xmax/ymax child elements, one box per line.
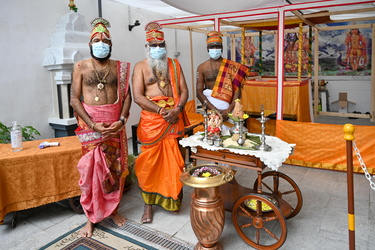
<box><xmin>135</xmin><ymin>97</ymin><xmax>185</xmax><ymax>211</ymax></box>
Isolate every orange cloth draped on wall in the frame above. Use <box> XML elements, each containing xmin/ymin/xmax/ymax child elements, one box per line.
<box><xmin>135</xmin><ymin>58</ymin><xmax>185</xmax><ymax>212</ymax></box>
<box><xmin>276</xmin><ymin>120</ymin><xmax>375</xmax><ymax>174</ymax></box>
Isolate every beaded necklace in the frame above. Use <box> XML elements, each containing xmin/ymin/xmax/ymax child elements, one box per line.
<box><xmin>91</xmin><ymin>58</ymin><xmax>111</xmax><ymax>101</ymax></box>
<box><xmin>154</xmin><ymin>70</ymin><xmax>170</xmax><ymax>97</ymax></box>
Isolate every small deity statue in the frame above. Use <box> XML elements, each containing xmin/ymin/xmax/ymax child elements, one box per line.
<box><xmin>228</xmin><ymin>99</ymin><xmax>249</xmax><ymax>141</ymax></box>
<box><xmin>207</xmin><ymin>109</ymin><xmax>223</xmax><ymax>137</ymax></box>
<box><xmin>231</xmin><ymin>99</ymin><xmax>244</xmax><ymax>121</ymax></box>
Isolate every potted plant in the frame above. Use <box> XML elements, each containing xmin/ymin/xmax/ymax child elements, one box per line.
<box><xmin>0</xmin><ymin>122</ymin><xmax>41</xmax><ymax>144</ymax></box>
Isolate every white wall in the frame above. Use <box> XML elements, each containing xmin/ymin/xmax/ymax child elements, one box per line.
<box><xmin>322</xmin><ymin>76</ymin><xmax>372</xmax><ymax>113</ymax></box>
<box><xmin>0</xmin><ymin>0</ymin><xmax>209</xmax><ymax>140</ymax></box>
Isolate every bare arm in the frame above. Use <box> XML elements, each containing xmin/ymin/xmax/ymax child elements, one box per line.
<box><xmin>177</xmin><ymin>61</ymin><xmax>188</xmax><ymax>108</ymax></box>
<box><xmin>70</xmin><ymin>61</ymin><xmax>94</xmax><ymax>128</ymax></box>
<box><xmin>196</xmin><ymin>63</ymin><xmax>216</xmax><ymax>111</ymax></box>
<box><xmin>161</xmin><ymin>61</ymin><xmax>189</xmax><ymax>124</ymax></box>
<box><xmin>132</xmin><ymin>60</ymin><xmax>161</xmax><ymax>113</ymax></box>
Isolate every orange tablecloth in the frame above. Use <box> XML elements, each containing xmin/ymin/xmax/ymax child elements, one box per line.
<box><xmin>242</xmin><ymin>77</ymin><xmax>311</xmax><ymax>122</ymax></box>
<box><xmin>0</xmin><ymin>136</ymin><xmax>82</xmax><ymax>223</ymax></box>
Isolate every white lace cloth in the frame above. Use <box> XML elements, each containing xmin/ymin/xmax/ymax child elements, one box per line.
<box><xmin>179</xmin><ymin>132</ymin><xmax>295</xmax><ymax>171</ymax></box>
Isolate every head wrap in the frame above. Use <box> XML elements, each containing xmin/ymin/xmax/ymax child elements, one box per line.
<box><xmin>90</xmin><ymin>18</ymin><xmax>111</xmax><ymax>41</ymax></box>
<box><xmin>206</xmin><ymin>31</ymin><xmax>223</xmax><ymax>45</ymax></box>
<box><xmin>145</xmin><ymin>21</ymin><xmax>164</xmax><ymax>44</ymax></box>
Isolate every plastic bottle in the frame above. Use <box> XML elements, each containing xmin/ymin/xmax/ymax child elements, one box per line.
<box><xmin>10</xmin><ymin>121</ymin><xmax>23</xmax><ymax>152</ymax></box>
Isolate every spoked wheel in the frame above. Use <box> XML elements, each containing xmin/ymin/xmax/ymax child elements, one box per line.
<box><xmin>254</xmin><ymin>171</ymin><xmax>303</xmax><ymax>219</ymax></box>
<box><xmin>232</xmin><ymin>194</ymin><xmax>287</xmax><ymax>249</ymax></box>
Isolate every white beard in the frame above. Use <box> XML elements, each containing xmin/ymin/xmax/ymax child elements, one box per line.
<box><xmin>145</xmin><ymin>47</ymin><xmax>168</xmax><ymax>77</ymax></box>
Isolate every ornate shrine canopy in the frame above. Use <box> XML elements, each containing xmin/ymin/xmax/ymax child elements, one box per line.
<box><xmin>147</xmin><ymin>0</ymin><xmax>375</xmax><ymax>121</ymax></box>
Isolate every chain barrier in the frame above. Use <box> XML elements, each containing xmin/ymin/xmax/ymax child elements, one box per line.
<box><xmin>353</xmin><ymin>141</ymin><xmax>375</xmax><ymax>190</ymax></box>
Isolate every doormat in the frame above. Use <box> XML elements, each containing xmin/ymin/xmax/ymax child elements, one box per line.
<box><xmin>39</xmin><ymin>223</ymin><xmax>157</xmax><ymax>250</ymax></box>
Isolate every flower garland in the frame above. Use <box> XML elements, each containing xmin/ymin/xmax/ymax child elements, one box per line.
<box><xmin>191</xmin><ymin>166</ymin><xmax>221</xmax><ymax>178</ymax></box>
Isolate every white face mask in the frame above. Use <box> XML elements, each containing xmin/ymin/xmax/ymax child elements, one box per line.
<box><xmin>150</xmin><ymin>47</ymin><xmax>167</xmax><ymax>60</ymax></box>
<box><xmin>92</xmin><ymin>42</ymin><xmax>110</xmax><ymax>58</ymax></box>
<box><xmin>208</xmin><ymin>49</ymin><xmax>222</xmax><ymax>60</ymax></box>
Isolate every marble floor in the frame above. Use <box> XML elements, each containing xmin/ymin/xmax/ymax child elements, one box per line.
<box><xmin>1</xmin><ymin>137</ymin><xmax>374</xmax><ymax>250</ymax></box>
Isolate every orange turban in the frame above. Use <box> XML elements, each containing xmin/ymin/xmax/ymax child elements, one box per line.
<box><xmin>145</xmin><ymin>21</ymin><xmax>164</xmax><ymax>43</ymax></box>
<box><xmin>207</xmin><ymin>31</ymin><xmax>223</xmax><ymax>44</ymax></box>
<box><xmin>90</xmin><ymin>18</ymin><xmax>111</xmax><ymax>41</ymax></box>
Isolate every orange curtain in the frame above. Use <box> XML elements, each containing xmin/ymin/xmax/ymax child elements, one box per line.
<box><xmin>275</xmin><ymin>120</ymin><xmax>375</xmax><ymax>174</ymax></box>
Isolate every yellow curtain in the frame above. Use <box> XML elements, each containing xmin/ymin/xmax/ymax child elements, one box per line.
<box><xmin>242</xmin><ymin>78</ymin><xmax>311</xmax><ymax>122</ymax></box>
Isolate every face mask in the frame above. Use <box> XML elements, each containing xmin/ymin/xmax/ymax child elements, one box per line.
<box><xmin>92</xmin><ymin>42</ymin><xmax>110</xmax><ymax>58</ymax></box>
<box><xmin>208</xmin><ymin>49</ymin><xmax>222</xmax><ymax>60</ymax></box>
<box><xmin>150</xmin><ymin>47</ymin><xmax>167</xmax><ymax>60</ymax></box>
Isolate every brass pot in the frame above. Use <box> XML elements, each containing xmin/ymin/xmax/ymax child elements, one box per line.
<box><xmin>180</xmin><ymin>164</ymin><xmax>234</xmax><ymax>188</ymax></box>
<box><xmin>180</xmin><ymin>164</ymin><xmax>233</xmax><ymax>250</ymax></box>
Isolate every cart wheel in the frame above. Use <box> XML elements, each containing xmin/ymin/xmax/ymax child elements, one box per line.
<box><xmin>254</xmin><ymin>171</ymin><xmax>303</xmax><ymax>219</ymax></box>
<box><xmin>232</xmin><ymin>194</ymin><xmax>287</xmax><ymax>249</ymax></box>
<box><xmin>69</xmin><ymin>196</ymin><xmax>84</xmax><ymax>214</ymax></box>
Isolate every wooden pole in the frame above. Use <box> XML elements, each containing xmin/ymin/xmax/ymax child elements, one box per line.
<box><xmin>241</xmin><ymin>27</ymin><xmax>245</xmax><ymax>65</ymax></box>
<box><xmin>276</xmin><ymin>8</ymin><xmax>285</xmax><ymax>120</ymax></box>
<box><xmin>298</xmin><ymin>23</ymin><xmax>303</xmax><ymax>81</ymax></box>
<box><xmin>189</xmin><ymin>29</ymin><xmax>196</xmax><ymax>105</ymax></box>
<box><xmin>313</xmin><ymin>27</ymin><xmax>319</xmax><ymax>118</ymax></box>
<box><xmin>259</xmin><ymin>31</ymin><xmax>263</xmax><ymax>75</ymax></box>
<box><xmin>343</xmin><ymin>123</ymin><xmax>355</xmax><ymax>250</ymax></box>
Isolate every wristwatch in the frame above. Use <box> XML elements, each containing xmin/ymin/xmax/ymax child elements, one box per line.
<box><xmin>178</xmin><ymin>105</ymin><xmax>184</xmax><ymax>112</ymax></box>
<box><xmin>119</xmin><ymin>116</ymin><xmax>125</xmax><ymax>125</ymax></box>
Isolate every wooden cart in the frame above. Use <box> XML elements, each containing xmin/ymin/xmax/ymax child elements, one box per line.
<box><xmin>188</xmin><ymin>145</ymin><xmax>303</xmax><ymax>250</ymax></box>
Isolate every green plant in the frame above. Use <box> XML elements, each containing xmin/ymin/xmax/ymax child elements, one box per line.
<box><xmin>0</xmin><ymin>122</ymin><xmax>41</xmax><ymax>144</ymax></box>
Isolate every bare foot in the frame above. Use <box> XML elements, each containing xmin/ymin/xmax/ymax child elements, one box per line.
<box><xmin>171</xmin><ymin>210</ymin><xmax>180</xmax><ymax>215</ymax></box>
<box><xmin>109</xmin><ymin>214</ymin><xmax>127</xmax><ymax>227</ymax></box>
<box><xmin>141</xmin><ymin>204</ymin><xmax>153</xmax><ymax>224</ymax></box>
<box><xmin>80</xmin><ymin>220</ymin><xmax>94</xmax><ymax>237</ymax></box>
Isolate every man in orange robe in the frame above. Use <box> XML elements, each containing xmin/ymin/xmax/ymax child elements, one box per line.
<box><xmin>132</xmin><ymin>22</ymin><xmax>189</xmax><ymax>223</ymax></box>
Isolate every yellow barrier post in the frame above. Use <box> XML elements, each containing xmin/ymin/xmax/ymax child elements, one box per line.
<box><xmin>343</xmin><ymin>124</ymin><xmax>355</xmax><ymax>250</ymax></box>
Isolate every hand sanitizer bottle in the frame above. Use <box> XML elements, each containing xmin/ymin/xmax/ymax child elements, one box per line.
<box><xmin>10</xmin><ymin>121</ymin><xmax>23</xmax><ymax>152</ymax></box>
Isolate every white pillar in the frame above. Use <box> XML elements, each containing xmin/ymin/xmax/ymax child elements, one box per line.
<box><xmin>43</xmin><ymin>11</ymin><xmax>90</xmax><ymax>137</ymax></box>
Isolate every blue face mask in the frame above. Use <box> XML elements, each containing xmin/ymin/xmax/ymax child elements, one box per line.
<box><xmin>150</xmin><ymin>47</ymin><xmax>167</xmax><ymax>60</ymax></box>
<box><xmin>92</xmin><ymin>42</ymin><xmax>110</xmax><ymax>58</ymax></box>
<box><xmin>208</xmin><ymin>49</ymin><xmax>222</xmax><ymax>60</ymax></box>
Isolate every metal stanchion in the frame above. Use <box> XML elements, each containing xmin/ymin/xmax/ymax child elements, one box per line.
<box><xmin>343</xmin><ymin>124</ymin><xmax>355</xmax><ymax>250</ymax></box>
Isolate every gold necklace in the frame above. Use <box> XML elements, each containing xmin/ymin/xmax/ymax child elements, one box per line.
<box><xmin>91</xmin><ymin>59</ymin><xmax>111</xmax><ymax>101</ymax></box>
<box><xmin>155</xmin><ymin>70</ymin><xmax>167</xmax><ymax>88</ymax></box>
<box><xmin>154</xmin><ymin>70</ymin><xmax>170</xmax><ymax>96</ymax></box>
